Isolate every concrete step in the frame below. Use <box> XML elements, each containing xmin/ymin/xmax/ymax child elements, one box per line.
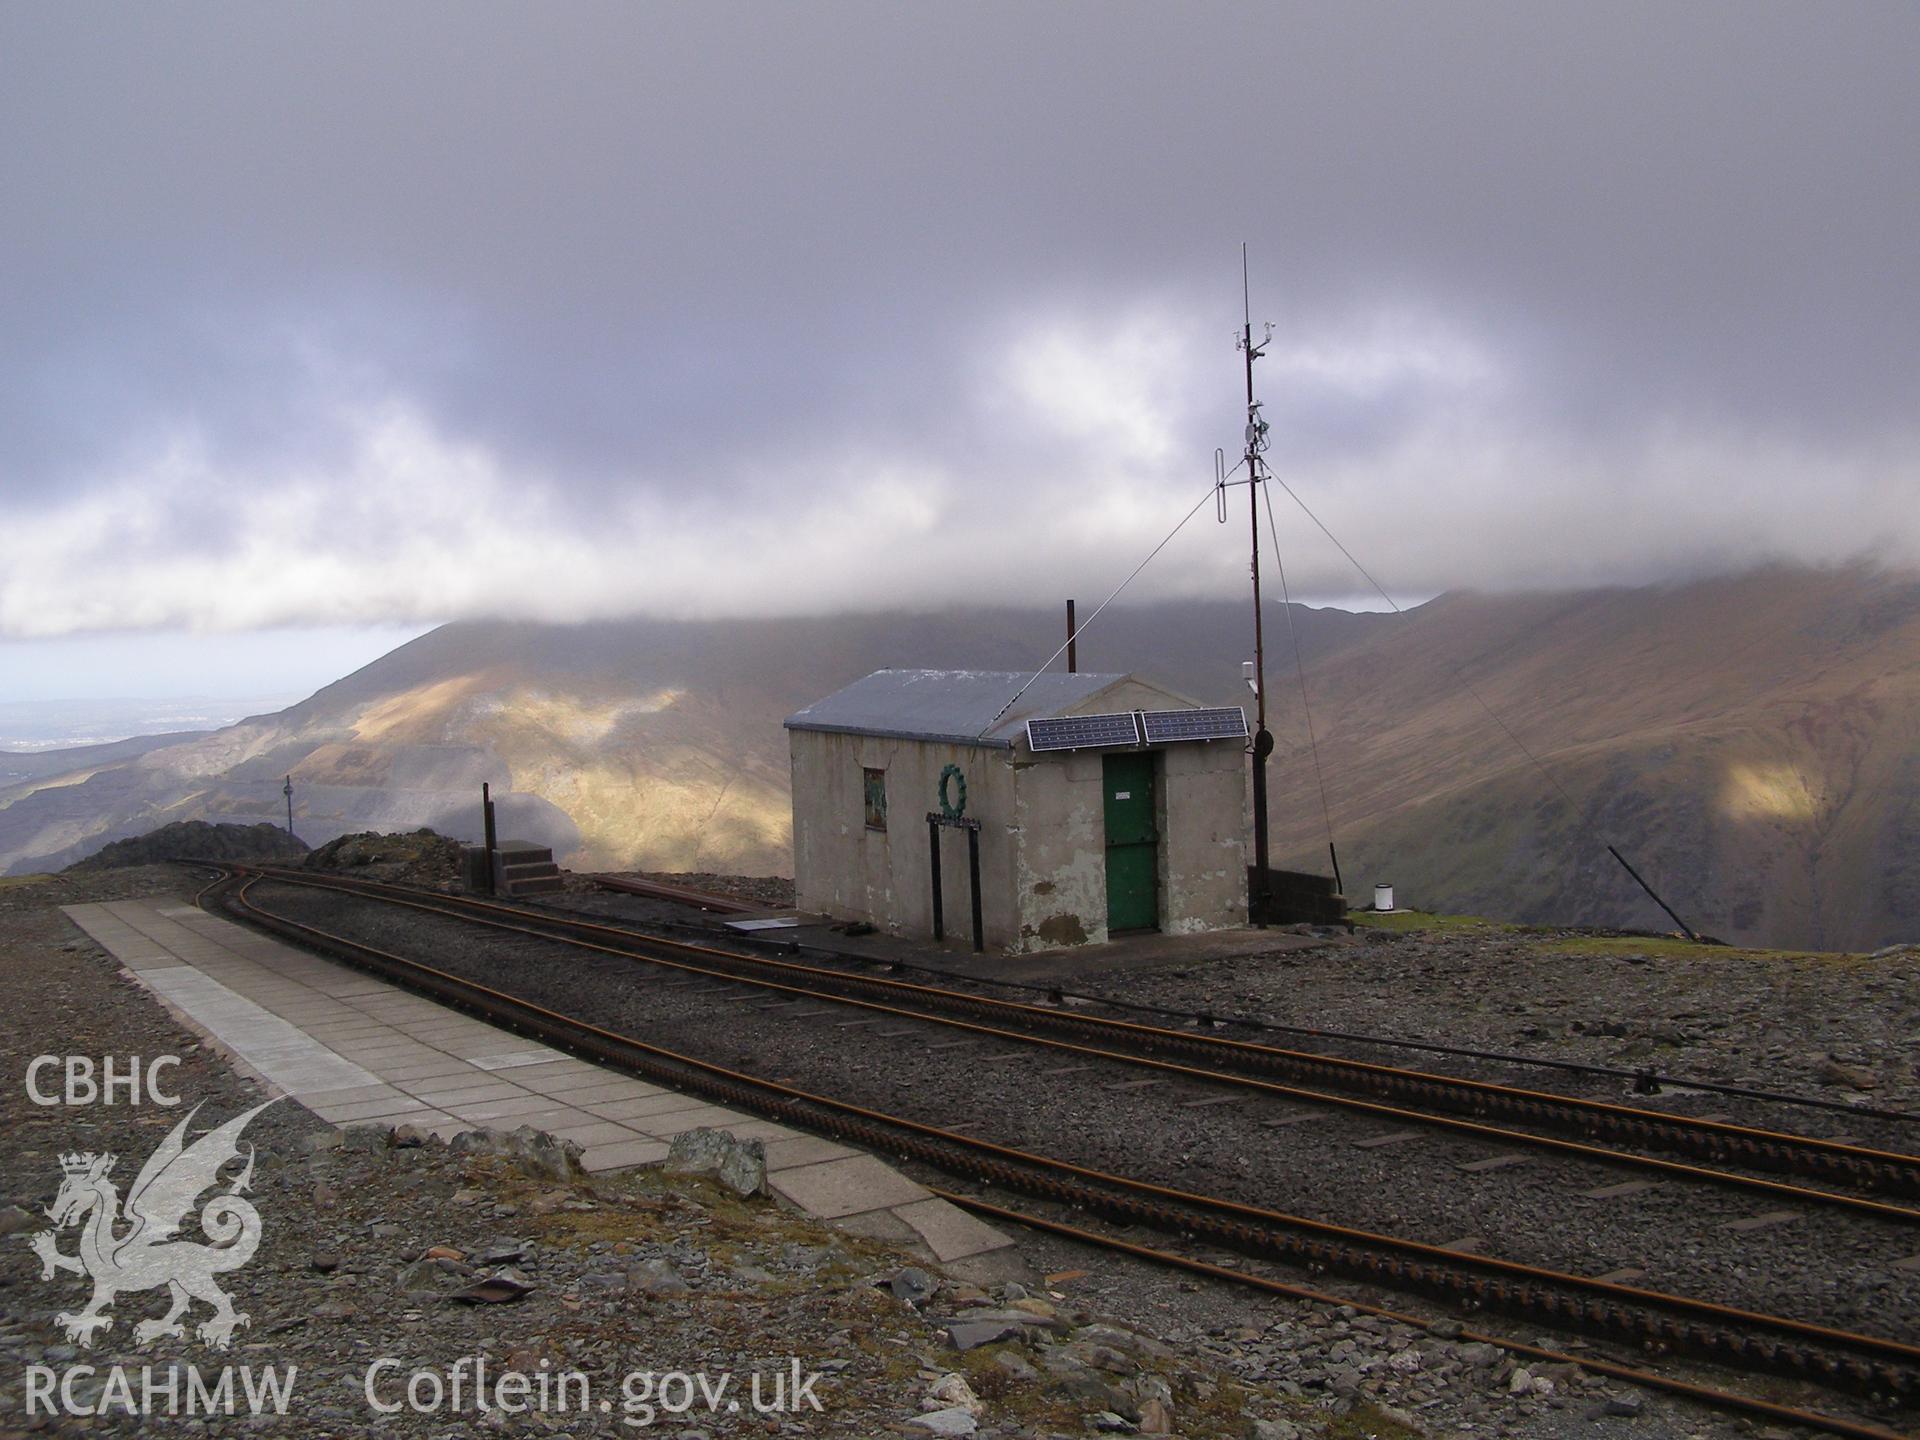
<box><xmin>496</xmin><ymin>841</ymin><xmax>554</xmax><ymax>866</ymax></box>
<box><xmin>493</xmin><ymin>837</ymin><xmax>560</xmax><ymax>898</ymax></box>
<box><xmin>499</xmin><ymin>860</ymin><xmax>560</xmax><ymax>880</ymax></box>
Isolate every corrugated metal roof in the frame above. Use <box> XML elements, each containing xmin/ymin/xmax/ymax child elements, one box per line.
<box><xmin>783</xmin><ymin>669</ymin><xmax>1134</xmax><ymax>748</ymax></box>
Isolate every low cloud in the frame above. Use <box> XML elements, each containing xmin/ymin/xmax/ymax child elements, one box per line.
<box><xmin>3</xmin><ymin>4</ymin><xmax>1917</xmax><ymax>641</ymax></box>
<box><xmin>5</xmin><ymin>303</ymin><xmax>1913</xmax><ymax>638</ymax></box>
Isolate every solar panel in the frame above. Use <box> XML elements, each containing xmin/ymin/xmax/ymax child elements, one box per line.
<box><xmin>1140</xmin><ymin>706</ymin><xmax>1249</xmax><ymax>744</ymax></box>
<box><xmin>1026</xmin><ymin>712</ymin><xmax>1142</xmax><ymax>752</ymax></box>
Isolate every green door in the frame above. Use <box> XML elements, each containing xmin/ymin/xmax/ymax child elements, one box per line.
<box><xmin>1103</xmin><ymin>752</ymin><xmax>1159</xmax><ymax>933</ymax></box>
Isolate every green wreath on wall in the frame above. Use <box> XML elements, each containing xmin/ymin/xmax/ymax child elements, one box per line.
<box><xmin>938</xmin><ymin>763</ymin><xmax>968</xmax><ymax>819</ymax></box>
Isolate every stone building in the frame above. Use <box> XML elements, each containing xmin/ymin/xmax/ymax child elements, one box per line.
<box><xmin>784</xmin><ymin>669</ymin><xmax>1248</xmax><ymax>953</ymax></box>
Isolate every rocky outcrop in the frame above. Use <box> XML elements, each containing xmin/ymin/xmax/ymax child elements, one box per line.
<box><xmin>62</xmin><ymin>819</ymin><xmax>308</xmax><ymax>871</ymax></box>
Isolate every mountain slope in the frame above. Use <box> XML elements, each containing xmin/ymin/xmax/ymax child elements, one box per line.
<box><xmin>6</xmin><ymin>565</ymin><xmax>1918</xmax><ymax>949</ymax></box>
<box><xmin>0</xmin><ymin>603</ymin><xmax>1370</xmax><ymax>879</ymax></box>
<box><xmin>1261</xmin><ymin>564</ymin><xmax>1920</xmax><ymax>949</ymax></box>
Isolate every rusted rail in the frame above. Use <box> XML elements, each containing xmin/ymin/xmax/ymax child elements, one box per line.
<box><xmin>588</xmin><ymin>872</ymin><xmax>757</xmax><ymax>913</ymax></box>
<box><xmin>933</xmin><ymin>1190</ymin><xmax>1915</xmax><ymax>1440</ymax></box>
<box><xmin>199</xmin><ymin>867</ymin><xmax>1920</xmax><ymax>1414</ymax></box>
<box><xmin>218</xmin><ymin>862</ymin><xmax>1920</xmax><ymax>1214</ymax></box>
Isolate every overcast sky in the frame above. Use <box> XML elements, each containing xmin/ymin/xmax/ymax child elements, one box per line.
<box><xmin>3</xmin><ymin>2</ymin><xmax>1917</xmax><ymax>701</ymax></box>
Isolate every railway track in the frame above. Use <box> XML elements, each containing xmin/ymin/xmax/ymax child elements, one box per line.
<box><xmin>219</xmin><ymin>862</ymin><xmax>1920</xmax><ymax>1220</ymax></box>
<box><xmin>195</xmin><ymin>866</ymin><xmax>1920</xmax><ymax>1430</ymax></box>
<box><xmin>588</xmin><ymin>872</ymin><xmax>758</xmax><ymax>913</ymax></box>
<box><xmin>935</xmin><ymin>1191</ymin><xmax>1915</xmax><ymax>1440</ymax></box>
<box><xmin>582</xmin><ymin>872</ymin><xmax>1920</xmax><ymax>1132</ymax></box>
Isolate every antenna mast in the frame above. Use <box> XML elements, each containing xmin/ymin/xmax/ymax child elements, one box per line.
<box><xmin>1237</xmin><ymin>246</ymin><xmax>1275</xmax><ymax>924</ymax></box>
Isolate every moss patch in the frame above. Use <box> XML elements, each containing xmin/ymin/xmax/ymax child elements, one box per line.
<box><xmin>1349</xmin><ymin>908</ymin><xmax>1509</xmax><ymax>935</ymax></box>
<box><xmin>1534</xmin><ymin>932</ymin><xmax>1847</xmax><ymax>965</ymax></box>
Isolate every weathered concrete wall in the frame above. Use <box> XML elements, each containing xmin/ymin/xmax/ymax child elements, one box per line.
<box><xmin>1156</xmin><ymin>737</ymin><xmax>1250</xmax><ymax>935</ymax></box>
<box><xmin>1010</xmin><ymin>750</ymin><xmax>1109</xmax><ymax>950</ymax></box>
<box><xmin>790</xmin><ymin>675</ymin><xmax>1249</xmax><ymax>954</ymax></box>
<box><xmin>1008</xmin><ymin>736</ymin><xmax>1246</xmax><ymax>951</ymax></box>
<box><xmin>790</xmin><ymin>730</ymin><xmax>1024</xmax><ymax>947</ymax></box>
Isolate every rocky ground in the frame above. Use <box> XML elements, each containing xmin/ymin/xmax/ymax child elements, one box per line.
<box><xmin>61</xmin><ymin>823</ymin><xmax>307</xmax><ymax>873</ymax></box>
<box><xmin>301</xmin><ymin>830</ymin><xmax>467</xmax><ymax>890</ymax></box>
<box><xmin>0</xmin><ymin>867</ymin><xmax>1869</xmax><ymax>1438</ymax></box>
<box><xmin>629</xmin><ymin>873</ymin><xmax>799</xmax><ymax>911</ymax></box>
<box><xmin>243</xmin><ymin>881</ymin><xmax>1920</xmax><ymax>1351</ymax></box>
<box><xmin>1090</xmin><ymin>917</ymin><xmax>1920</xmax><ymax>1120</ymax></box>
<box><xmin>0</xmin><ymin>864</ymin><xmax>195</xmax><ymax>916</ymax></box>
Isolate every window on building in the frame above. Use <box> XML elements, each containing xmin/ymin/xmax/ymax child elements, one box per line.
<box><xmin>863</xmin><ymin>767</ymin><xmax>888</xmax><ymax>831</ymax></box>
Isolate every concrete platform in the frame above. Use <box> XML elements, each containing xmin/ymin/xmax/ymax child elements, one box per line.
<box><xmin>62</xmin><ymin>899</ymin><xmax>1017</xmax><ymax>1269</ymax></box>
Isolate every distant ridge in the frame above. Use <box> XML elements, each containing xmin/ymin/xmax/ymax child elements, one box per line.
<box><xmin>1261</xmin><ymin>563</ymin><xmax>1920</xmax><ymax>950</ymax></box>
<box><xmin>6</xmin><ymin>564</ymin><xmax>1919</xmax><ymax>948</ymax></box>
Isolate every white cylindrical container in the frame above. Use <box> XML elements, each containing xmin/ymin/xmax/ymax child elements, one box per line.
<box><xmin>1373</xmin><ymin>882</ymin><xmax>1394</xmax><ymax>912</ymax></box>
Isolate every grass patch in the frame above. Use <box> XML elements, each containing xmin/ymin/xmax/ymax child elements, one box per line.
<box><xmin>1348</xmin><ymin>908</ymin><xmax>1509</xmax><ymax>935</ymax></box>
<box><xmin>954</xmin><ymin>1343</ymin><xmax>1267</xmax><ymax>1438</ymax></box>
<box><xmin>1351</xmin><ymin>909</ymin><xmax>1863</xmax><ymax>967</ymax></box>
<box><xmin>1324</xmin><ymin>1401</ymin><xmax>1426</xmax><ymax>1440</ymax></box>
<box><xmin>1534</xmin><ymin>933</ymin><xmax>1847</xmax><ymax>965</ymax></box>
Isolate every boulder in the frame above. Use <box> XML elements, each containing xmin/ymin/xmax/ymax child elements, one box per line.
<box><xmin>907</xmin><ymin>1408</ymin><xmax>977</xmax><ymax>1437</ymax></box>
<box><xmin>664</xmin><ymin>1126</ymin><xmax>767</xmax><ymax>1197</ymax></box>
<box><xmin>451</xmin><ymin>1125</ymin><xmax>586</xmax><ymax>1182</ymax></box>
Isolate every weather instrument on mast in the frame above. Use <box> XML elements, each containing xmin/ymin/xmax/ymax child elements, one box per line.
<box><xmin>1215</xmin><ymin>248</ymin><xmax>1277</xmax><ymax>924</ymax></box>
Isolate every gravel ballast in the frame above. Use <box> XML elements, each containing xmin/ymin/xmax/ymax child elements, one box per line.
<box><xmin>233</xmin><ymin>884</ymin><xmax>1920</xmax><ymax>1354</ymax></box>
<box><xmin>6</xmin><ymin>866</ymin><xmax>1906</xmax><ymax>1438</ymax></box>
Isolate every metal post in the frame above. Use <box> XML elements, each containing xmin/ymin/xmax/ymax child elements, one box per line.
<box><xmin>283</xmin><ymin>775</ymin><xmax>294</xmax><ymax>837</ymax></box>
<box><xmin>928</xmin><ymin>816</ymin><xmax>946</xmax><ymax>941</ymax></box>
<box><xmin>1607</xmin><ymin>845</ymin><xmax>1700</xmax><ymax>942</ymax></box>
<box><xmin>1243</xmin><ymin>248</ymin><xmax>1272</xmax><ymax>927</ymax></box>
<box><xmin>482</xmin><ymin>782</ymin><xmax>498</xmax><ymax>896</ymax></box>
<box><xmin>1066</xmin><ymin>599</ymin><xmax>1077</xmax><ymax>673</ymax></box>
<box><xmin>1251</xmin><ymin>741</ymin><xmax>1271</xmax><ymax>923</ymax></box>
<box><xmin>967</xmin><ymin>825</ymin><xmax>984</xmax><ymax>953</ymax></box>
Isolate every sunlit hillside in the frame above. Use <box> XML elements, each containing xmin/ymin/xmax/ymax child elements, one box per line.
<box><xmin>8</xmin><ymin>565</ymin><xmax>1920</xmax><ymax>948</ymax></box>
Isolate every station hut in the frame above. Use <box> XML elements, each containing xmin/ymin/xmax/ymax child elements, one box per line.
<box><xmin>784</xmin><ymin>669</ymin><xmax>1249</xmax><ymax>953</ymax></box>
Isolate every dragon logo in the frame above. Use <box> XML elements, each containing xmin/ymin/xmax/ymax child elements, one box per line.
<box><xmin>26</xmin><ymin>1100</ymin><xmax>276</xmax><ymax>1349</ymax></box>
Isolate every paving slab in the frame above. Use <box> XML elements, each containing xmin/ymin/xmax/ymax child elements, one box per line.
<box><xmin>588</xmin><ymin>1092</ymin><xmax>720</xmax><ymax>1123</ymax></box>
<box><xmin>719</xmin><ymin>1120</ymin><xmax>801</xmax><ymax>1143</ymax></box>
<box><xmin>770</xmin><ymin>1154</ymin><xmax>932</xmax><ymax>1218</ymax></box>
<box><xmin>469</xmin><ymin>1050</ymin><xmax>568</xmax><ymax>1071</ymax></box>
<box><xmin>764</xmin><ymin>1136</ymin><xmax>861</xmax><ymax>1171</ymax></box>
<box><xmin>401</xmin><ymin>1080</ymin><xmax>530</xmax><ymax>1107</ymax></box>
<box><xmin>134</xmin><ymin>967</ymin><xmax>379</xmax><ymax>1096</ymax></box>
<box><xmin>518</xmin><ymin>1068</ymin><xmax>647</xmax><ymax>1097</ymax></box>
<box><xmin>63</xmin><ymin>897</ymin><xmax>1015</xmax><ymax>1264</ymax></box>
<box><xmin>550</xmin><ymin>1119</ymin><xmax>651</xmax><ymax>1148</ymax></box>
<box><xmin>300</xmin><ymin>1082</ymin><xmax>412</xmax><ymax>1109</ymax></box>
<box><xmin>457</xmin><ymin>1095</ymin><xmax>586</xmax><ymax>1123</ymax></box>
<box><xmin>539</xmin><ymin>1080</ymin><xmax>666</xmax><ymax>1107</ymax></box>
<box><xmin>317</xmin><ymin>1097</ymin><xmax>447</xmax><ymax>1124</ymax></box>
<box><xmin>892</xmin><ymin>1197</ymin><xmax>1018</xmax><ymax>1262</ymax></box>
<box><xmin>647</xmin><ymin>1104</ymin><xmax>755</xmax><ymax>1137</ymax></box>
